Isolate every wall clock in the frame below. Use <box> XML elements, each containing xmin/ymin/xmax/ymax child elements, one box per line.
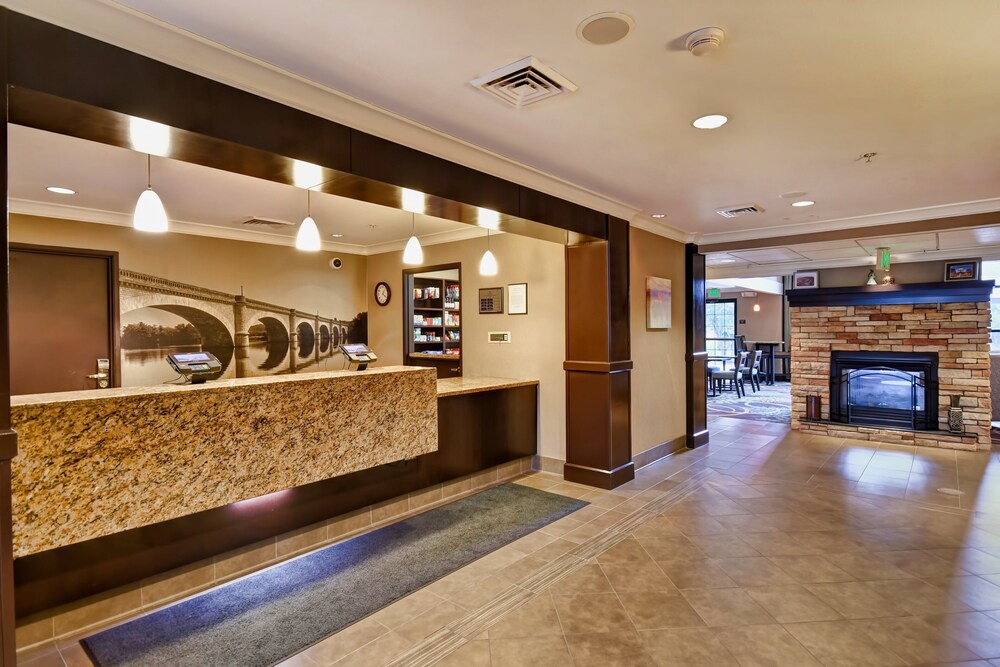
<box><xmin>374</xmin><ymin>281</ymin><xmax>391</xmax><ymax>306</ymax></box>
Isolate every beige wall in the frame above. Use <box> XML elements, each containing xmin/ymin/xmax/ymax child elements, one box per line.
<box><xmin>9</xmin><ymin>214</ymin><xmax>368</xmax><ymax>321</ymax></box>
<box><xmin>366</xmin><ymin>232</ymin><xmax>567</xmax><ymax>460</ymax></box>
<box><xmin>629</xmin><ymin>228</ymin><xmax>687</xmax><ymax>456</ymax></box>
<box><xmin>733</xmin><ymin>292</ymin><xmax>783</xmax><ymax>342</ymax></box>
<box><xmin>818</xmin><ymin>260</ymin><xmax>947</xmax><ymax>288</ymax></box>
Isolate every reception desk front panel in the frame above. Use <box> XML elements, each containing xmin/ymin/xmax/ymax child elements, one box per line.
<box><xmin>10</xmin><ymin>366</ymin><xmax>438</xmax><ymax>557</ymax></box>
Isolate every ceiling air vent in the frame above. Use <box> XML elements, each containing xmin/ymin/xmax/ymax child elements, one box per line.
<box><xmin>240</xmin><ymin>217</ymin><xmax>294</xmax><ymax>229</ymax></box>
<box><xmin>716</xmin><ymin>204</ymin><xmax>764</xmax><ymax>219</ymax></box>
<box><xmin>470</xmin><ymin>57</ymin><xmax>578</xmax><ymax>108</ymax></box>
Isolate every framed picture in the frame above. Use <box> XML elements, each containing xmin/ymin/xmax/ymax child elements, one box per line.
<box><xmin>645</xmin><ymin>277</ymin><xmax>672</xmax><ymax>329</ymax></box>
<box><xmin>944</xmin><ymin>259</ymin><xmax>980</xmax><ymax>282</ymax></box>
<box><xmin>479</xmin><ymin>287</ymin><xmax>503</xmax><ymax>314</ymax></box>
<box><xmin>508</xmin><ymin>283</ymin><xmax>527</xmax><ymax>315</ymax></box>
<box><xmin>792</xmin><ymin>271</ymin><xmax>819</xmax><ymax>289</ymax></box>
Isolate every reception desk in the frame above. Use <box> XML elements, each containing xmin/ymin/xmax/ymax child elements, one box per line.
<box><xmin>12</xmin><ymin>370</ymin><xmax>537</xmax><ymax>615</ymax></box>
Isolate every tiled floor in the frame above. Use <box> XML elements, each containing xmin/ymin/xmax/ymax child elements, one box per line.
<box><xmin>25</xmin><ymin>417</ymin><xmax>1000</xmax><ymax>666</ymax></box>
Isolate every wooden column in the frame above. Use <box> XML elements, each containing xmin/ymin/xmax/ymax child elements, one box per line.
<box><xmin>0</xmin><ymin>9</ymin><xmax>19</xmax><ymax>665</ymax></box>
<box><xmin>564</xmin><ymin>217</ymin><xmax>633</xmax><ymax>489</ymax></box>
<box><xmin>685</xmin><ymin>243</ymin><xmax>709</xmax><ymax>448</ymax></box>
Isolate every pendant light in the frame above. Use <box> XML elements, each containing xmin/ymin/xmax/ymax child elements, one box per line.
<box><xmin>403</xmin><ymin>213</ymin><xmax>423</xmax><ymax>265</ymax></box>
<box><xmin>133</xmin><ymin>154</ymin><xmax>168</xmax><ymax>233</ymax></box>
<box><xmin>295</xmin><ymin>188</ymin><xmax>321</xmax><ymax>251</ymax></box>
<box><xmin>479</xmin><ymin>229</ymin><xmax>498</xmax><ymax>276</ymax></box>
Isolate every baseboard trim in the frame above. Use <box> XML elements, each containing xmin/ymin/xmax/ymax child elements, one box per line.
<box><xmin>531</xmin><ymin>455</ymin><xmax>565</xmax><ymax>476</ymax></box>
<box><xmin>563</xmin><ymin>461</ymin><xmax>635</xmax><ymax>490</ymax></box>
<box><xmin>687</xmin><ymin>429</ymin><xmax>710</xmax><ymax>449</ymax></box>
<box><xmin>632</xmin><ymin>435</ymin><xmax>686</xmax><ymax>469</ymax></box>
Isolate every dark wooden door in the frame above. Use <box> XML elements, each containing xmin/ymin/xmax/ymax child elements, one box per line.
<box><xmin>9</xmin><ymin>245</ymin><xmax>119</xmax><ymax>395</ymax></box>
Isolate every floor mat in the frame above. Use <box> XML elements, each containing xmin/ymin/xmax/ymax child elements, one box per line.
<box><xmin>83</xmin><ymin>484</ymin><xmax>586</xmax><ymax>667</ymax></box>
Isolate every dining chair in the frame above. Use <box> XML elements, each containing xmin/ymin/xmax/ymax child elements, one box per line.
<box><xmin>713</xmin><ymin>351</ymin><xmax>749</xmax><ymax>397</ymax></box>
<box><xmin>743</xmin><ymin>349</ymin><xmax>763</xmax><ymax>392</ymax></box>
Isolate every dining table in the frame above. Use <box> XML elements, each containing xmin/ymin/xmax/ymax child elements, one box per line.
<box><xmin>747</xmin><ymin>341</ymin><xmax>783</xmax><ymax>385</ymax></box>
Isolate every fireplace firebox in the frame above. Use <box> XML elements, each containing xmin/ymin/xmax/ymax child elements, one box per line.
<box><xmin>828</xmin><ymin>351</ymin><xmax>939</xmax><ymax>430</ymax></box>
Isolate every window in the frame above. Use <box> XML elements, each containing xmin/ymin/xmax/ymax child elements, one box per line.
<box><xmin>706</xmin><ymin>299</ymin><xmax>736</xmax><ymax>358</ymax></box>
<box><xmin>983</xmin><ymin>260</ymin><xmax>1000</xmax><ymax>352</ymax></box>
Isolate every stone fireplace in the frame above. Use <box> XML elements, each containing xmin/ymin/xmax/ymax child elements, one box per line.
<box><xmin>788</xmin><ymin>282</ymin><xmax>993</xmax><ymax>451</ymax></box>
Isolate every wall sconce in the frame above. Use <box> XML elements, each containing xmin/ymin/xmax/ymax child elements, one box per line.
<box><xmin>877</xmin><ymin>247</ymin><xmax>891</xmax><ymax>272</ymax></box>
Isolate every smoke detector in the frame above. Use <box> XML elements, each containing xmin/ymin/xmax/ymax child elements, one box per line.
<box><xmin>716</xmin><ymin>204</ymin><xmax>763</xmax><ymax>218</ymax></box>
<box><xmin>577</xmin><ymin>12</ymin><xmax>634</xmax><ymax>45</ymax></box>
<box><xmin>470</xmin><ymin>57</ymin><xmax>578</xmax><ymax>108</ymax></box>
<box><xmin>686</xmin><ymin>27</ymin><xmax>725</xmax><ymax>56</ymax></box>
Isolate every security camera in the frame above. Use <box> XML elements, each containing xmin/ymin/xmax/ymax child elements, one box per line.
<box><xmin>330</xmin><ymin>257</ymin><xmax>343</xmax><ymax>270</ymax></box>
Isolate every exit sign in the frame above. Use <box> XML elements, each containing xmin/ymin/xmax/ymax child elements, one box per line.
<box><xmin>708</xmin><ymin>288</ymin><xmax>721</xmax><ymax>298</ymax></box>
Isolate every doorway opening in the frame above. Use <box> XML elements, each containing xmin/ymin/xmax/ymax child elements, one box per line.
<box><xmin>403</xmin><ymin>264</ymin><xmax>462</xmax><ymax>378</ymax></box>
<box><xmin>705</xmin><ymin>277</ymin><xmax>791</xmax><ymax>424</ymax></box>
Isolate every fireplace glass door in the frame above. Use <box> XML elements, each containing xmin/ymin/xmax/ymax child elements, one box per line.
<box><xmin>843</xmin><ymin>367</ymin><xmax>925</xmax><ymax>428</ymax></box>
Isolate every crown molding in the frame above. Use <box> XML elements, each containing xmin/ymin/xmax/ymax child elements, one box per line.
<box><xmin>628</xmin><ymin>215</ymin><xmax>694</xmax><ymax>244</ymax></box>
<box><xmin>11</xmin><ymin>198</ymin><xmax>380</xmax><ymax>255</ymax></box>
<box><xmin>11</xmin><ymin>198</ymin><xmax>489</xmax><ymax>255</ymax></box>
<box><xmin>706</xmin><ymin>245</ymin><xmax>1000</xmax><ymax>279</ymax></box>
<box><xmin>3</xmin><ymin>0</ymin><xmax>652</xmax><ymax>227</ymax></box>
<box><xmin>699</xmin><ymin>197</ymin><xmax>1000</xmax><ymax>246</ymax></box>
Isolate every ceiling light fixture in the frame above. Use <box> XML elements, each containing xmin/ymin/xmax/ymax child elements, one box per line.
<box><xmin>330</xmin><ymin>233</ymin><xmax>345</xmax><ymax>238</ymax></box>
<box><xmin>479</xmin><ymin>229</ymin><xmax>498</xmax><ymax>276</ymax></box>
<box><xmin>791</xmin><ymin>200</ymin><xmax>815</xmax><ymax>207</ymax></box>
<box><xmin>717</xmin><ymin>259</ymin><xmax>737</xmax><ymax>263</ymax></box>
<box><xmin>402</xmin><ymin>188</ymin><xmax>426</xmax><ymax>214</ymax></box>
<box><xmin>128</xmin><ymin>117</ymin><xmax>170</xmax><ymax>156</ymax></box>
<box><xmin>477</xmin><ymin>207</ymin><xmax>501</xmax><ymax>230</ymax></box>
<box><xmin>46</xmin><ymin>186</ymin><xmax>76</xmax><ymax>195</ymax></box>
<box><xmin>651</xmin><ymin>213</ymin><xmax>666</xmax><ymax>219</ymax></box>
<box><xmin>403</xmin><ymin>213</ymin><xmax>423</xmax><ymax>265</ymax></box>
<box><xmin>295</xmin><ymin>189</ymin><xmax>321</xmax><ymax>251</ymax></box>
<box><xmin>753</xmin><ymin>302</ymin><xmax>761</xmax><ymax>312</ymax></box>
<box><xmin>133</xmin><ymin>153</ymin><xmax>168</xmax><ymax>233</ymax></box>
<box><xmin>292</xmin><ymin>160</ymin><xmax>323</xmax><ymax>189</ymax></box>
<box><xmin>693</xmin><ymin>114</ymin><xmax>728</xmax><ymax>129</ymax></box>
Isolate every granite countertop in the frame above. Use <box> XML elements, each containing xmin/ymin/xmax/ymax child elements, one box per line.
<box><xmin>436</xmin><ymin>376</ymin><xmax>539</xmax><ymax>397</ymax></box>
<box><xmin>11</xmin><ymin>365</ymin><xmax>427</xmax><ymax>407</ymax></box>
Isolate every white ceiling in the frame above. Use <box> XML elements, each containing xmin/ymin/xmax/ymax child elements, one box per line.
<box><xmin>92</xmin><ymin>0</ymin><xmax>1000</xmax><ymax>242</ymax></box>
<box><xmin>8</xmin><ymin>125</ymin><xmax>485</xmax><ymax>254</ymax></box>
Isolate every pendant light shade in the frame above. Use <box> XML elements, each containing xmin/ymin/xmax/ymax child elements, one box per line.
<box><xmin>403</xmin><ymin>235</ymin><xmax>424</xmax><ymax>265</ymax></box>
<box><xmin>753</xmin><ymin>302</ymin><xmax>761</xmax><ymax>312</ymax></box>
<box><xmin>479</xmin><ymin>249</ymin><xmax>498</xmax><ymax>276</ymax></box>
<box><xmin>479</xmin><ymin>229</ymin><xmax>498</xmax><ymax>276</ymax></box>
<box><xmin>133</xmin><ymin>155</ymin><xmax>168</xmax><ymax>233</ymax></box>
<box><xmin>403</xmin><ymin>213</ymin><xmax>423</xmax><ymax>265</ymax></box>
<box><xmin>295</xmin><ymin>189</ymin><xmax>322</xmax><ymax>251</ymax></box>
<box><xmin>296</xmin><ymin>216</ymin><xmax>321</xmax><ymax>251</ymax></box>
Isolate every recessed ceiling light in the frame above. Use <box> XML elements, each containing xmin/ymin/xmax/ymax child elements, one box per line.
<box><xmin>692</xmin><ymin>114</ymin><xmax>728</xmax><ymax>129</ymax></box>
<box><xmin>46</xmin><ymin>186</ymin><xmax>76</xmax><ymax>195</ymax></box>
<box><xmin>331</xmin><ymin>233</ymin><xmax>344</xmax><ymax>238</ymax></box>
<box><xmin>791</xmin><ymin>200</ymin><xmax>816</xmax><ymax>207</ymax></box>
<box><xmin>717</xmin><ymin>259</ymin><xmax>736</xmax><ymax>263</ymax></box>
<box><xmin>577</xmin><ymin>12</ymin><xmax>635</xmax><ymax>45</ymax></box>
<box><xmin>651</xmin><ymin>213</ymin><xmax>666</xmax><ymax>219</ymax></box>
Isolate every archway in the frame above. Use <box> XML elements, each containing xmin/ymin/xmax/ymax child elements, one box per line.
<box><xmin>332</xmin><ymin>326</ymin><xmax>341</xmax><ymax>347</ymax></box>
<box><xmin>120</xmin><ymin>306</ymin><xmax>234</xmax><ymax>386</ymax></box>
<box><xmin>254</xmin><ymin>316</ymin><xmax>290</xmax><ymax>370</ymax></box>
<box><xmin>297</xmin><ymin>321</ymin><xmax>315</xmax><ymax>358</ymax></box>
<box><xmin>319</xmin><ymin>324</ymin><xmax>330</xmax><ymax>353</ymax></box>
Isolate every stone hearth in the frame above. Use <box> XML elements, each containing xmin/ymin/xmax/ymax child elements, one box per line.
<box><xmin>790</xmin><ymin>301</ymin><xmax>991</xmax><ymax>450</ymax></box>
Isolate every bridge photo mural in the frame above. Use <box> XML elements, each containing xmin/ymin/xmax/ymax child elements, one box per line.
<box><xmin>120</xmin><ymin>269</ymin><xmax>366</xmax><ymax>387</ymax></box>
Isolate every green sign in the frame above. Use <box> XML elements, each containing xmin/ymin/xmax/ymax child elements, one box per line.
<box><xmin>708</xmin><ymin>288</ymin><xmax>721</xmax><ymax>298</ymax></box>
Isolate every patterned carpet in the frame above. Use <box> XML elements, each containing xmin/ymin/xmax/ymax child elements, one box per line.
<box><xmin>707</xmin><ymin>380</ymin><xmax>791</xmax><ymax>423</ymax></box>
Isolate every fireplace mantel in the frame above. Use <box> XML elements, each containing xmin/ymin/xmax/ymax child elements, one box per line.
<box><xmin>787</xmin><ymin>280</ymin><xmax>994</xmax><ymax>308</ymax></box>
